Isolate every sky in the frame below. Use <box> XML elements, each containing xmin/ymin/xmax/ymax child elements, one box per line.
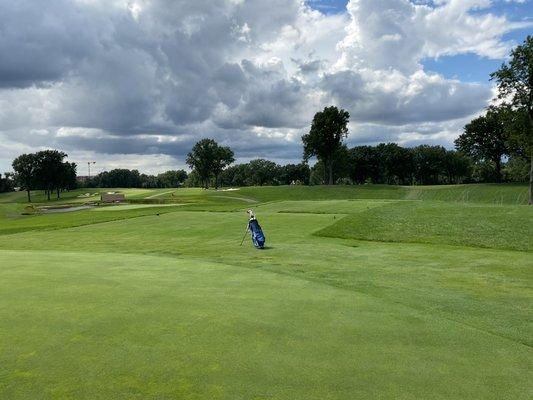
<box><xmin>0</xmin><ymin>0</ymin><xmax>531</xmax><ymax>175</ymax></box>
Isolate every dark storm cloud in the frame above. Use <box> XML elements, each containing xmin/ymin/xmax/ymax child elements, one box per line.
<box><xmin>0</xmin><ymin>0</ymin><xmax>119</xmax><ymax>88</ymax></box>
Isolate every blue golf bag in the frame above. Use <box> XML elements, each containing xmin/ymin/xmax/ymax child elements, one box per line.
<box><xmin>248</xmin><ymin>218</ymin><xmax>265</xmax><ymax>249</ymax></box>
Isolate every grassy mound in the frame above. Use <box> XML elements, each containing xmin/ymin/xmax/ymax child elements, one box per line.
<box><xmin>317</xmin><ymin>201</ymin><xmax>532</xmax><ymax>251</ymax></box>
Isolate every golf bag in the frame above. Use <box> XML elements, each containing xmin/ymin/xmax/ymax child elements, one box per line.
<box><xmin>248</xmin><ymin>218</ymin><xmax>265</xmax><ymax>249</ymax></box>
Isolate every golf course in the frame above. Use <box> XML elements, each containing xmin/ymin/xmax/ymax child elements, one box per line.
<box><xmin>0</xmin><ymin>184</ymin><xmax>531</xmax><ymax>399</ymax></box>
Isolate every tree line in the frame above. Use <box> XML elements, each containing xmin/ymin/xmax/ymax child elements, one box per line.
<box><xmin>185</xmin><ymin>141</ymin><xmax>526</xmax><ymax>188</ymax></box>
<box><xmin>82</xmin><ymin>169</ymin><xmax>188</xmax><ymax>189</ymax></box>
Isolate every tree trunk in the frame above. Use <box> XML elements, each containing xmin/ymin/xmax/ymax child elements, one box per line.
<box><xmin>27</xmin><ymin>189</ymin><xmax>31</xmax><ymax>203</ymax></box>
<box><xmin>47</xmin><ymin>189</ymin><xmax>50</xmax><ymax>201</ymax></box>
<box><xmin>494</xmin><ymin>157</ymin><xmax>502</xmax><ymax>183</ymax></box>
<box><xmin>528</xmin><ymin>149</ymin><xmax>533</xmax><ymax>205</ymax></box>
<box><xmin>56</xmin><ymin>188</ymin><xmax>60</xmax><ymax>199</ymax></box>
<box><xmin>328</xmin><ymin>160</ymin><xmax>333</xmax><ymax>185</ymax></box>
<box><xmin>528</xmin><ymin>111</ymin><xmax>533</xmax><ymax>205</ymax></box>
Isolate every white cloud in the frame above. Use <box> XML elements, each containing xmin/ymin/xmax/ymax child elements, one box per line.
<box><xmin>0</xmin><ymin>0</ymin><xmax>529</xmax><ymax>173</ymax></box>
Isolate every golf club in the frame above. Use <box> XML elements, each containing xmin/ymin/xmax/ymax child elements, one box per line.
<box><xmin>239</xmin><ymin>226</ymin><xmax>248</xmax><ymax>246</ymax></box>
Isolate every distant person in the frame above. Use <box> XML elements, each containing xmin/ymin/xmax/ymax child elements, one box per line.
<box><xmin>245</xmin><ymin>209</ymin><xmax>265</xmax><ymax>249</ymax></box>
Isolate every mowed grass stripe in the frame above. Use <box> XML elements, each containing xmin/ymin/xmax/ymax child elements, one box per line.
<box><xmin>1</xmin><ymin>250</ymin><xmax>531</xmax><ymax>400</ymax></box>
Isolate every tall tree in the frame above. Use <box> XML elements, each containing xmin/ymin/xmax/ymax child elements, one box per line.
<box><xmin>491</xmin><ymin>35</ymin><xmax>533</xmax><ymax>203</ymax></box>
<box><xmin>34</xmin><ymin>150</ymin><xmax>68</xmax><ymax>200</ymax></box>
<box><xmin>212</xmin><ymin>146</ymin><xmax>235</xmax><ymax>189</ymax></box>
<box><xmin>302</xmin><ymin>106</ymin><xmax>350</xmax><ymax>185</ymax></box>
<box><xmin>12</xmin><ymin>153</ymin><xmax>38</xmax><ymax>202</ymax></box>
<box><xmin>186</xmin><ymin>139</ymin><xmax>234</xmax><ymax>189</ymax></box>
<box><xmin>455</xmin><ymin>108</ymin><xmax>508</xmax><ymax>182</ymax></box>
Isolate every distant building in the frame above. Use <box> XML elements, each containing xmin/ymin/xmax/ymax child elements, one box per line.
<box><xmin>101</xmin><ymin>193</ymin><xmax>125</xmax><ymax>203</ymax></box>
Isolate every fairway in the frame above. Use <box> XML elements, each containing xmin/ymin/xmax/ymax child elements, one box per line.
<box><xmin>0</xmin><ymin>185</ymin><xmax>532</xmax><ymax>399</ymax></box>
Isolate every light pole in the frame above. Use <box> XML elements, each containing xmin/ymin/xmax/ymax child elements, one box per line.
<box><xmin>88</xmin><ymin>161</ymin><xmax>96</xmax><ymax>178</ymax></box>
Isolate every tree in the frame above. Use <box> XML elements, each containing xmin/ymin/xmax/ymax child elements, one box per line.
<box><xmin>12</xmin><ymin>153</ymin><xmax>38</xmax><ymax>202</ymax></box>
<box><xmin>443</xmin><ymin>151</ymin><xmax>472</xmax><ymax>184</ymax></box>
<box><xmin>455</xmin><ymin>108</ymin><xmax>508</xmax><ymax>182</ymax></box>
<box><xmin>211</xmin><ymin>146</ymin><xmax>235</xmax><ymax>189</ymax></box>
<box><xmin>186</xmin><ymin>139</ymin><xmax>234</xmax><ymax>189</ymax></box>
<box><xmin>157</xmin><ymin>170</ymin><xmax>188</xmax><ymax>188</ymax></box>
<box><xmin>348</xmin><ymin>146</ymin><xmax>380</xmax><ymax>184</ymax></box>
<box><xmin>220</xmin><ymin>164</ymin><xmax>252</xmax><ymax>187</ymax></box>
<box><xmin>33</xmin><ymin>150</ymin><xmax>68</xmax><ymax>200</ymax></box>
<box><xmin>248</xmin><ymin>159</ymin><xmax>280</xmax><ymax>186</ymax></box>
<box><xmin>96</xmin><ymin>169</ymin><xmax>138</xmax><ymax>188</ymax></box>
<box><xmin>0</xmin><ymin>173</ymin><xmax>14</xmax><ymax>193</ymax></box>
<box><xmin>411</xmin><ymin>145</ymin><xmax>447</xmax><ymax>185</ymax></box>
<box><xmin>60</xmin><ymin>162</ymin><xmax>77</xmax><ymax>193</ymax></box>
<box><xmin>140</xmin><ymin>174</ymin><xmax>159</xmax><ymax>188</ymax></box>
<box><xmin>504</xmin><ymin>156</ymin><xmax>529</xmax><ymax>182</ymax></box>
<box><xmin>302</xmin><ymin>106</ymin><xmax>350</xmax><ymax>185</ymax></box>
<box><xmin>375</xmin><ymin>143</ymin><xmax>413</xmax><ymax>185</ymax></box>
<box><xmin>278</xmin><ymin>163</ymin><xmax>311</xmax><ymax>185</ymax></box>
<box><xmin>491</xmin><ymin>35</ymin><xmax>533</xmax><ymax>203</ymax></box>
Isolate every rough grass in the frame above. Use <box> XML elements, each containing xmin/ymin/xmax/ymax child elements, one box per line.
<box><xmin>317</xmin><ymin>201</ymin><xmax>533</xmax><ymax>251</ymax></box>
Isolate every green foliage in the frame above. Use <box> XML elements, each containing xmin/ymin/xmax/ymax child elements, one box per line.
<box><xmin>246</xmin><ymin>159</ymin><xmax>279</xmax><ymax>186</ymax></box>
<box><xmin>491</xmin><ymin>35</ymin><xmax>533</xmax><ymax>203</ymax></box>
<box><xmin>455</xmin><ymin>108</ymin><xmax>508</xmax><ymax>182</ymax></box>
<box><xmin>504</xmin><ymin>157</ymin><xmax>530</xmax><ymax>182</ymax></box>
<box><xmin>156</xmin><ymin>170</ymin><xmax>188</xmax><ymax>188</ymax></box>
<box><xmin>0</xmin><ymin>173</ymin><xmax>14</xmax><ymax>193</ymax></box>
<box><xmin>278</xmin><ymin>163</ymin><xmax>310</xmax><ymax>185</ymax></box>
<box><xmin>302</xmin><ymin>106</ymin><xmax>350</xmax><ymax>185</ymax></box>
<box><xmin>411</xmin><ymin>145</ymin><xmax>447</xmax><ymax>184</ymax></box>
<box><xmin>12</xmin><ymin>151</ymin><xmax>76</xmax><ymax>202</ymax></box>
<box><xmin>11</xmin><ymin>153</ymin><xmax>38</xmax><ymax>201</ymax></box>
<box><xmin>186</xmin><ymin>138</ymin><xmax>234</xmax><ymax>189</ymax></box>
<box><xmin>348</xmin><ymin>145</ymin><xmax>381</xmax><ymax>183</ymax></box>
<box><xmin>95</xmin><ymin>169</ymin><xmax>141</xmax><ymax>188</ymax></box>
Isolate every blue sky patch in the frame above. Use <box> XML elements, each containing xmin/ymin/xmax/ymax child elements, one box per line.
<box><xmin>307</xmin><ymin>0</ymin><xmax>532</xmax><ymax>83</ymax></box>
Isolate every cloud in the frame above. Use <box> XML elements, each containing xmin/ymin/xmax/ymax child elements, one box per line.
<box><xmin>0</xmin><ymin>0</ymin><xmax>529</xmax><ymax>173</ymax></box>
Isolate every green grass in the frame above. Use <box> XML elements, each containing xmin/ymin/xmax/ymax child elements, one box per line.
<box><xmin>317</xmin><ymin>201</ymin><xmax>533</xmax><ymax>251</ymax></box>
<box><xmin>0</xmin><ymin>184</ymin><xmax>531</xmax><ymax>399</ymax></box>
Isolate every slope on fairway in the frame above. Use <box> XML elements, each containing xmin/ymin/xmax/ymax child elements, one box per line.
<box><xmin>1</xmin><ymin>249</ymin><xmax>531</xmax><ymax>400</ymax></box>
<box><xmin>318</xmin><ymin>201</ymin><xmax>533</xmax><ymax>251</ymax></box>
